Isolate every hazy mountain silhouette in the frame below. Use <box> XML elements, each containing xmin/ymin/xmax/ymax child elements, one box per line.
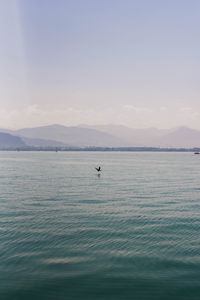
<box><xmin>21</xmin><ymin>137</ymin><xmax>68</xmax><ymax>147</ymax></box>
<box><xmin>156</xmin><ymin>126</ymin><xmax>200</xmax><ymax>148</ymax></box>
<box><xmin>0</xmin><ymin>128</ymin><xmax>70</xmax><ymax>147</ymax></box>
<box><xmin>79</xmin><ymin>124</ymin><xmax>200</xmax><ymax>147</ymax></box>
<box><xmin>15</xmin><ymin>124</ymin><xmax>127</xmax><ymax>147</ymax></box>
<box><xmin>1</xmin><ymin>124</ymin><xmax>200</xmax><ymax>148</ymax></box>
<box><xmin>0</xmin><ymin>132</ymin><xmax>26</xmax><ymax>148</ymax></box>
<box><xmin>79</xmin><ymin>124</ymin><xmax>172</xmax><ymax>146</ymax></box>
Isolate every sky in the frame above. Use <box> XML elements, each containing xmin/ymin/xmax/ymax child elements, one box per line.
<box><xmin>0</xmin><ymin>0</ymin><xmax>200</xmax><ymax>129</ymax></box>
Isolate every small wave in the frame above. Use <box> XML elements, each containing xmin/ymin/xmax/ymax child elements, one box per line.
<box><xmin>43</xmin><ymin>257</ymin><xmax>92</xmax><ymax>265</ymax></box>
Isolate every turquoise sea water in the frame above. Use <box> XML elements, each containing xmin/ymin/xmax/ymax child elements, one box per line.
<box><xmin>0</xmin><ymin>151</ymin><xmax>200</xmax><ymax>300</ymax></box>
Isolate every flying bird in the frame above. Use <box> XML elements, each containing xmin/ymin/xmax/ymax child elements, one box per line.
<box><xmin>95</xmin><ymin>166</ymin><xmax>102</xmax><ymax>172</ymax></box>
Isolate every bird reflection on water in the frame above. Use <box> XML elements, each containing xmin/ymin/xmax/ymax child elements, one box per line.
<box><xmin>95</xmin><ymin>166</ymin><xmax>102</xmax><ymax>177</ymax></box>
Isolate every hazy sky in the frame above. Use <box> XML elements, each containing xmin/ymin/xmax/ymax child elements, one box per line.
<box><xmin>0</xmin><ymin>0</ymin><xmax>200</xmax><ymax>129</ymax></box>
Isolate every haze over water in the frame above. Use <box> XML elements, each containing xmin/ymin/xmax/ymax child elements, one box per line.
<box><xmin>1</xmin><ymin>151</ymin><xmax>200</xmax><ymax>300</ymax></box>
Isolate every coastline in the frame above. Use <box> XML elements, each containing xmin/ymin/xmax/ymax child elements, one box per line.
<box><xmin>0</xmin><ymin>146</ymin><xmax>200</xmax><ymax>152</ymax></box>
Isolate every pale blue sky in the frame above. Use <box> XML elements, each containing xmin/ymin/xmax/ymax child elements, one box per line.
<box><xmin>0</xmin><ymin>0</ymin><xmax>200</xmax><ymax>129</ymax></box>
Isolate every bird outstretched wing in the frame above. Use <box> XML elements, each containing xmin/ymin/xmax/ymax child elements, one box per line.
<box><xmin>95</xmin><ymin>166</ymin><xmax>101</xmax><ymax>172</ymax></box>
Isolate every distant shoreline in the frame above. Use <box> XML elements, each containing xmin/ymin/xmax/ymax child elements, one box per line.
<box><xmin>0</xmin><ymin>147</ymin><xmax>200</xmax><ymax>152</ymax></box>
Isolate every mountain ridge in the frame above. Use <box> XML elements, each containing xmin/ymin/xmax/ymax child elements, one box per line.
<box><xmin>0</xmin><ymin>124</ymin><xmax>200</xmax><ymax>148</ymax></box>
<box><xmin>0</xmin><ymin>132</ymin><xmax>26</xmax><ymax>148</ymax></box>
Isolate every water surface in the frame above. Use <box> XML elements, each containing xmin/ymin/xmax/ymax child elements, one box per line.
<box><xmin>0</xmin><ymin>152</ymin><xmax>200</xmax><ymax>299</ymax></box>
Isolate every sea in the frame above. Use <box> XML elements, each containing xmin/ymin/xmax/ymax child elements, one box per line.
<box><xmin>0</xmin><ymin>151</ymin><xmax>200</xmax><ymax>300</ymax></box>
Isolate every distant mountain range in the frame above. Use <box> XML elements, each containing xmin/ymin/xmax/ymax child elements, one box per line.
<box><xmin>80</xmin><ymin>124</ymin><xmax>200</xmax><ymax>148</ymax></box>
<box><xmin>0</xmin><ymin>124</ymin><xmax>200</xmax><ymax>149</ymax></box>
<box><xmin>0</xmin><ymin>132</ymin><xmax>26</xmax><ymax>148</ymax></box>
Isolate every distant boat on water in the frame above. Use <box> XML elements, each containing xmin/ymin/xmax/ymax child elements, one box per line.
<box><xmin>194</xmin><ymin>152</ymin><xmax>200</xmax><ymax>154</ymax></box>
